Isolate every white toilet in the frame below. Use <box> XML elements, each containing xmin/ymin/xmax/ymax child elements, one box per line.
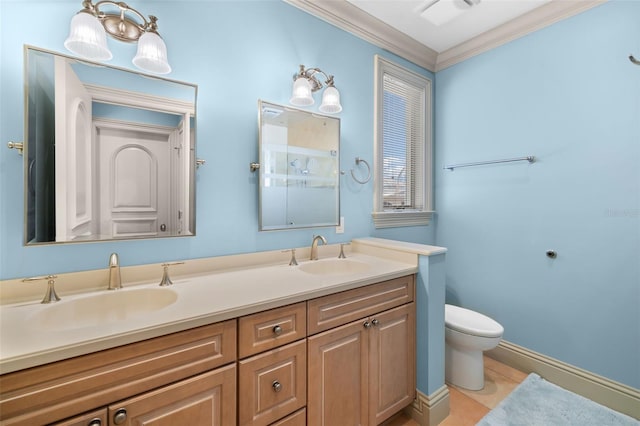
<box><xmin>445</xmin><ymin>304</ymin><xmax>504</xmax><ymax>390</ymax></box>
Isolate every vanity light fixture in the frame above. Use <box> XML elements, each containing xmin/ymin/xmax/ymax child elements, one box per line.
<box><xmin>290</xmin><ymin>65</ymin><xmax>342</xmax><ymax>114</ymax></box>
<box><xmin>64</xmin><ymin>0</ymin><xmax>172</xmax><ymax>74</ymax></box>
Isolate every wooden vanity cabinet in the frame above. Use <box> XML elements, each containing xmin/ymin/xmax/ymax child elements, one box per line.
<box><xmin>307</xmin><ymin>275</ymin><xmax>416</xmax><ymax>426</ymax></box>
<box><xmin>2</xmin><ymin>274</ymin><xmax>416</xmax><ymax>426</ymax></box>
<box><xmin>0</xmin><ymin>320</ymin><xmax>237</xmax><ymax>426</ymax></box>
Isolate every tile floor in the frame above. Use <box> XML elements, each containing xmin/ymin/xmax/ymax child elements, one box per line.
<box><xmin>387</xmin><ymin>356</ymin><xmax>528</xmax><ymax>426</ymax></box>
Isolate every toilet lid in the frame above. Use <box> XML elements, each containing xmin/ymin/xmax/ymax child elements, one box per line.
<box><xmin>445</xmin><ymin>304</ymin><xmax>504</xmax><ymax>338</ymax></box>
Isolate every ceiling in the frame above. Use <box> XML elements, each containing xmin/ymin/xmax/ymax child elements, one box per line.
<box><xmin>284</xmin><ymin>0</ymin><xmax>604</xmax><ymax>71</ymax></box>
<box><xmin>345</xmin><ymin>0</ymin><xmax>552</xmax><ymax>53</ymax></box>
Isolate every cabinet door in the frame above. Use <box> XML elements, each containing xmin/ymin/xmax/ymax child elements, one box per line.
<box><xmin>368</xmin><ymin>303</ymin><xmax>416</xmax><ymax>425</ymax></box>
<box><xmin>238</xmin><ymin>340</ymin><xmax>306</xmax><ymax>426</ymax></box>
<box><xmin>52</xmin><ymin>409</ymin><xmax>107</xmax><ymax>426</ymax></box>
<box><xmin>307</xmin><ymin>320</ymin><xmax>369</xmax><ymax>426</ymax></box>
<box><xmin>107</xmin><ymin>364</ymin><xmax>236</xmax><ymax>426</ymax></box>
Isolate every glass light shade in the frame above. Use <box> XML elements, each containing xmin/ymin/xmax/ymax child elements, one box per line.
<box><xmin>64</xmin><ymin>12</ymin><xmax>113</xmax><ymax>61</ymax></box>
<box><xmin>290</xmin><ymin>77</ymin><xmax>314</xmax><ymax>106</ymax></box>
<box><xmin>319</xmin><ymin>85</ymin><xmax>342</xmax><ymax>113</ymax></box>
<box><xmin>132</xmin><ymin>32</ymin><xmax>172</xmax><ymax>74</ymax></box>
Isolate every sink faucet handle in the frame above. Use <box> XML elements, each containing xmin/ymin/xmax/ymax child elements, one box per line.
<box><xmin>23</xmin><ymin>275</ymin><xmax>61</xmax><ymax>304</ymax></box>
<box><xmin>282</xmin><ymin>249</ymin><xmax>298</xmax><ymax>266</ymax></box>
<box><xmin>159</xmin><ymin>262</ymin><xmax>185</xmax><ymax>286</ymax></box>
<box><xmin>338</xmin><ymin>242</ymin><xmax>351</xmax><ymax>259</ymax></box>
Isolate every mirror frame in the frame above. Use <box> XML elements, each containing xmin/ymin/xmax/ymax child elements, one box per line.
<box><xmin>23</xmin><ymin>45</ymin><xmax>198</xmax><ymax>245</ymax></box>
<box><xmin>258</xmin><ymin>100</ymin><xmax>341</xmax><ymax>231</ymax></box>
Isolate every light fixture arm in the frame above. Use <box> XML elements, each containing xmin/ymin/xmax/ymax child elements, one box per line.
<box><xmin>294</xmin><ymin>65</ymin><xmax>336</xmax><ymax>92</ymax></box>
<box><xmin>81</xmin><ymin>0</ymin><xmax>161</xmax><ymax>42</ymax></box>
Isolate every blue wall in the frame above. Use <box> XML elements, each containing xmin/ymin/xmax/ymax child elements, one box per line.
<box><xmin>0</xmin><ymin>0</ymin><xmax>435</xmax><ymax>280</ymax></box>
<box><xmin>435</xmin><ymin>1</ymin><xmax>639</xmax><ymax>389</ymax></box>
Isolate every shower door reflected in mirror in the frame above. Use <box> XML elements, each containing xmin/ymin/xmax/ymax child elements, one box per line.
<box><xmin>25</xmin><ymin>46</ymin><xmax>197</xmax><ymax>244</ymax></box>
<box><xmin>258</xmin><ymin>100</ymin><xmax>340</xmax><ymax>231</ymax></box>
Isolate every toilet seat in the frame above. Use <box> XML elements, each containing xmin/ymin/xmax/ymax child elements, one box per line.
<box><xmin>445</xmin><ymin>304</ymin><xmax>504</xmax><ymax>338</ymax></box>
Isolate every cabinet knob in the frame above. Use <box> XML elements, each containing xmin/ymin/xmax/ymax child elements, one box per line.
<box><xmin>363</xmin><ymin>321</ymin><xmax>371</xmax><ymax>329</ymax></box>
<box><xmin>272</xmin><ymin>380</ymin><xmax>282</xmax><ymax>392</ymax></box>
<box><xmin>113</xmin><ymin>408</ymin><xmax>127</xmax><ymax>425</ymax></box>
<box><xmin>371</xmin><ymin>319</ymin><xmax>380</xmax><ymax>326</ymax></box>
<box><xmin>87</xmin><ymin>419</ymin><xmax>102</xmax><ymax>426</ymax></box>
<box><xmin>273</xmin><ymin>325</ymin><xmax>283</xmax><ymax>336</ymax></box>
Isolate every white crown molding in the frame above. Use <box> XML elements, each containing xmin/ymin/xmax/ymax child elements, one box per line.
<box><xmin>283</xmin><ymin>0</ymin><xmax>606</xmax><ymax>73</ymax></box>
<box><xmin>435</xmin><ymin>0</ymin><xmax>607</xmax><ymax>71</ymax></box>
<box><xmin>283</xmin><ymin>0</ymin><xmax>438</xmax><ymax>72</ymax></box>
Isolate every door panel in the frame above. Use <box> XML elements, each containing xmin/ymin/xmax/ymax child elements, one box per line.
<box><xmin>96</xmin><ymin>124</ymin><xmax>170</xmax><ymax>238</ymax></box>
<box><xmin>369</xmin><ymin>304</ymin><xmax>416</xmax><ymax>425</ymax></box>
<box><xmin>307</xmin><ymin>320</ymin><xmax>368</xmax><ymax>426</ymax></box>
<box><xmin>54</xmin><ymin>56</ymin><xmax>93</xmax><ymax>241</ymax></box>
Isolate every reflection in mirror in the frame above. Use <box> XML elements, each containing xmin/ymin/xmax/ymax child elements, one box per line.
<box><xmin>24</xmin><ymin>46</ymin><xmax>197</xmax><ymax>245</ymax></box>
<box><xmin>258</xmin><ymin>100</ymin><xmax>340</xmax><ymax>231</ymax></box>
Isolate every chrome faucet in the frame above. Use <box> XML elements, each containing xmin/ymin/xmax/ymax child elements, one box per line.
<box><xmin>108</xmin><ymin>253</ymin><xmax>122</xmax><ymax>290</ymax></box>
<box><xmin>310</xmin><ymin>235</ymin><xmax>327</xmax><ymax>260</ymax></box>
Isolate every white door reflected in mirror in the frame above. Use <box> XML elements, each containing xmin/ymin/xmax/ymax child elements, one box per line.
<box><xmin>24</xmin><ymin>46</ymin><xmax>197</xmax><ymax>244</ymax></box>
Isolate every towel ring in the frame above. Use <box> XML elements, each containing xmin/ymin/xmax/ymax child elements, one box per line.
<box><xmin>350</xmin><ymin>157</ymin><xmax>371</xmax><ymax>184</ymax></box>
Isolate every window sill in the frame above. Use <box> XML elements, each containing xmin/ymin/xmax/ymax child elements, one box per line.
<box><xmin>371</xmin><ymin>210</ymin><xmax>434</xmax><ymax>228</ymax></box>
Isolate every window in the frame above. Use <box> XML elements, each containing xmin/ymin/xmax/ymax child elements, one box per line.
<box><xmin>372</xmin><ymin>55</ymin><xmax>433</xmax><ymax>228</ymax></box>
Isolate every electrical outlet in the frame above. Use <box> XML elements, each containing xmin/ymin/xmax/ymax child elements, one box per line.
<box><xmin>335</xmin><ymin>216</ymin><xmax>344</xmax><ymax>234</ymax></box>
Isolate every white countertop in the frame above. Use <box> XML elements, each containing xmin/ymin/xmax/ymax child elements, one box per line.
<box><xmin>0</xmin><ymin>249</ymin><xmax>419</xmax><ymax>374</ymax></box>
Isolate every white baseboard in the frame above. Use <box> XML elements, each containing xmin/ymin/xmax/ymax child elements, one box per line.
<box><xmin>405</xmin><ymin>385</ymin><xmax>450</xmax><ymax>426</ymax></box>
<box><xmin>487</xmin><ymin>340</ymin><xmax>640</xmax><ymax>420</ymax></box>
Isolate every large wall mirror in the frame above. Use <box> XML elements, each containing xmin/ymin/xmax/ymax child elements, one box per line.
<box><xmin>258</xmin><ymin>100</ymin><xmax>340</xmax><ymax>231</ymax></box>
<box><xmin>24</xmin><ymin>46</ymin><xmax>197</xmax><ymax>245</ymax></box>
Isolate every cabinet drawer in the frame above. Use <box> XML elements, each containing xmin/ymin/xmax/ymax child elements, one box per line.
<box><xmin>270</xmin><ymin>408</ymin><xmax>306</xmax><ymax>426</ymax></box>
<box><xmin>239</xmin><ymin>302</ymin><xmax>306</xmax><ymax>358</ymax></box>
<box><xmin>108</xmin><ymin>364</ymin><xmax>236</xmax><ymax>426</ymax></box>
<box><xmin>307</xmin><ymin>275</ymin><xmax>414</xmax><ymax>334</ymax></box>
<box><xmin>238</xmin><ymin>340</ymin><xmax>307</xmax><ymax>426</ymax></box>
<box><xmin>0</xmin><ymin>320</ymin><xmax>236</xmax><ymax>426</ymax></box>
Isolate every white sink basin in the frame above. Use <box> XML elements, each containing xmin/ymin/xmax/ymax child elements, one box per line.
<box><xmin>298</xmin><ymin>259</ymin><xmax>370</xmax><ymax>275</ymax></box>
<box><xmin>29</xmin><ymin>287</ymin><xmax>178</xmax><ymax>331</ymax></box>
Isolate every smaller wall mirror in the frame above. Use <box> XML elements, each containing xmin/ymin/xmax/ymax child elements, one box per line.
<box><xmin>258</xmin><ymin>100</ymin><xmax>340</xmax><ymax>231</ymax></box>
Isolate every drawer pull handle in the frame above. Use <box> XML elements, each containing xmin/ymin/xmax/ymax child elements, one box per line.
<box><xmin>363</xmin><ymin>321</ymin><xmax>371</xmax><ymax>329</ymax></box>
<box><xmin>113</xmin><ymin>408</ymin><xmax>127</xmax><ymax>425</ymax></box>
<box><xmin>88</xmin><ymin>419</ymin><xmax>102</xmax><ymax>426</ymax></box>
<box><xmin>272</xmin><ymin>380</ymin><xmax>283</xmax><ymax>392</ymax></box>
<box><xmin>273</xmin><ymin>325</ymin><xmax>283</xmax><ymax>335</ymax></box>
<box><xmin>371</xmin><ymin>319</ymin><xmax>380</xmax><ymax>326</ymax></box>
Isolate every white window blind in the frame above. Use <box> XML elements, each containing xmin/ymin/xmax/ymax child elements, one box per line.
<box><xmin>382</xmin><ymin>74</ymin><xmax>425</xmax><ymax>210</ymax></box>
<box><xmin>373</xmin><ymin>55</ymin><xmax>432</xmax><ymax>228</ymax></box>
